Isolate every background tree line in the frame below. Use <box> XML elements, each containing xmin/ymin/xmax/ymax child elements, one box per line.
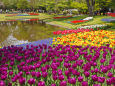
<box><xmin>0</xmin><ymin>0</ymin><xmax>114</xmax><ymax>15</ymax></box>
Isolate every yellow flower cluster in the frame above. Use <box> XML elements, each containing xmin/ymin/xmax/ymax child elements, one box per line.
<box><xmin>52</xmin><ymin>30</ymin><xmax>115</xmax><ymax>48</ymax></box>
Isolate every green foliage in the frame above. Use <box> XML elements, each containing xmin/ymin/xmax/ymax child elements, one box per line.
<box><xmin>72</xmin><ymin>10</ymin><xmax>79</xmax><ymax>15</ymax></box>
<box><xmin>110</xmin><ymin>0</ymin><xmax>115</xmax><ymax>9</ymax></box>
<box><xmin>17</xmin><ymin>0</ymin><xmax>29</xmax><ymax>9</ymax></box>
<box><xmin>70</xmin><ymin>1</ymin><xmax>88</xmax><ymax>12</ymax></box>
<box><xmin>95</xmin><ymin>0</ymin><xmax>112</xmax><ymax>8</ymax></box>
<box><xmin>0</xmin><ymin>0</ymin><xmax>113</xmax><ymax>14</ymax></box>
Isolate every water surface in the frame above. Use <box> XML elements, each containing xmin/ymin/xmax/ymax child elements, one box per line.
<box><xmin>0</xmin><ymin>20</ymin><xmax>65</xmax><ymax>47</ymax></box>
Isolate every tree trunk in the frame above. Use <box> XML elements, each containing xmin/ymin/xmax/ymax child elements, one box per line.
<box><xmin>91</xmin><ymin>0</ymin><xmax>95</xmax><ymax>15</ymax></box>
<box><xmin>86</xmin><ymin>0</ymin><xmax>95</xmax><ymax>16</ymax></box>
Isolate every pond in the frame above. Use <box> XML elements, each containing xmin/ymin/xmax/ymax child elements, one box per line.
<box><xmin>0</xmin><ymin>19</ymin><xmax>65</xmax><ymax>47</ymax></box>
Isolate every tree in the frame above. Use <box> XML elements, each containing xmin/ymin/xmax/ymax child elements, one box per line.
<box><xmin>17</xmin><ymin>0</ymin><xmax>29</xmax><ymax>12</ymax></box>
<box><xmin>85</xmin><ymin>0</ymin><xmax>95</xmax><ymax>16</ymax></box>
<box><xmin>111</xmin><ymin>0</ymin><xmax>115</xmax><ymax>12</ymax></box>
<box><xmin>71</xmin><ymin>1</ymin><xmax>88</xmax><ymax>13</ymax></box>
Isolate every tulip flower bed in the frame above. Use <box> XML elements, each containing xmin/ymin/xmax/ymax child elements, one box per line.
<box><xmin>70</xmin><ymin>20</ymin><xmax>88</xmax><ymax>24</ymax></box>
<box><xmin>107</xmin><ymin>13</ymin><xmax>115</xmax><ymax>17</ymax></box>
<box><xmin>53</xmin><ymin>16</ymin><xmax>72</xmax><ymax>19</ymax></box>
<box><xmin>0</xmin><ymin>44</ymin><xmax>115</xmax><ymax>86</ymax></box>
<box><xmin>53</xmin><ymin>28</ymin><xmax>94</xmax><ymax>35</ymax></box>
<box><xmin>6</xmin><ymin>13</ymin><xmax>39</xmax><ymax>17</ymax></box>
<box><xmin>27</xmin><ymin>13</ymin><xmax>39</xmax><ymax>16</ymax></box>
<box><xmin>53</xmin><ymin>30</ymin><xmax>115</xmax><ymax>48</ymax></box>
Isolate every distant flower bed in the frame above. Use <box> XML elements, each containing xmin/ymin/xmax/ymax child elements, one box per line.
<box><xmin>7</xmin><ymin>18</ymin><xmax>39</xmax><ymax>22</ymax></box>
<box><xmin>6</xmin><ymin>14</ymin><xmax>18</xmax><ymax>17</ymax></box>
<box><xmin>77</xmin><ymin>24</ymin><xmax>107</xmax><ymax>29</ymax></box>
<box><xmin>53</xmin><ymin>30</ymin><xmax>115</xmax><ymax>48</ymax></box>
<box><xmin>6</xmin><ymin>13</ymin><xmax>39</xmax><ymax>17</ymax></box>
<box><xmin>70</xmin><ymin>20</ymin><xmax>88</xmax><ymax>24</ymax></box>
<box><xmin>28</xmin><ymin>19</ymin><xmax>39</xmax><ymax>21</ymax></box>
<box><xmin>0</xmin><ymin>44</ymin><xmax>115</xmax><ymax>86</ymax></box>
<box><xmin>101</xmin><ymin>18</ymin><xmax>115</xmax><ymax>22</ymax></box>
<box><xmin>53</xmin><ymin>16</ymin><xmax>72</xmax><ymax>19</ymax></box>
<box><xmin>70</xmin><ymin>17</ymin><xmax>93</xmax><ymax>24</ymax></box>
<box><xmin>53</xmin><ymin>28</ymin><xmax>94</xmax><ymax>35</ymax></box>
<box><xmin>107</xmin><ymin>13</ymin><xmax>115</xmax><ymax>17</ymax></box>
<box><xmin>27</xmin><ymin>13</ymin><xmax>39</xmax><ymax>16</ymax></box>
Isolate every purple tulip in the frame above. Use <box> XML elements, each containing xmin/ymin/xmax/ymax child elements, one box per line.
<box><xmin>41</xmin><ymin>67</ymin><xmax>47</xmax><ymax>72</ymax></box>
<box><xmin>11</xmin><ymin>77</ymin><xmax>17</xmax><ymax>82</ymax></box>
<box><xmin>51</xmin><ymin>63</ymin><xmax>57</xmax><ymax>70</ymax></box>
<box><xmin>65</xmin><ymin>70</ymin><xmax>70</xmax><ymax>76</ymax></box>
<box><xmin>9</xmin><ymin>71</ymin><xmax>13</xmax><ymax>76</ymax></box>
<box><xmin>51</xmin><ymin>83</ymin><xmax>56</xmax><ymax>86</ymax></box>
<box><xmin>8</xmin><ymin>82</ymin><xmax>12</xmax><ymax>86</ymax></box>
<box><xmin>93</xmin><ymin>62</ymin><xmax>97</xmax><ymax>66</ymax></box>
<box><xmin>0</xmin><ymin>80</ymin><xmax>5</xmax><ymax>86</ymax></box>
<box><xmin>72</xmin><ymin>63</ymin><xmax>77</xmax><ymax>68</ymax></box>
<box><xmin>31</xmin><ymin>71</ymin><xmax>36</xmax><ymax>77</ymax></box>
<box><xmin>36</xmin><ymin>72</ymin><xmax>41</xmax><ymax>78</ymax></box>
<box><xmin>26</xmin><ymin>72</ymin><xmax>30</xmax><ymax>75</ymax></box>
<box><xmin>10</xmin><ymin>61</ymin><xmax>14</xmax><ymax>66</ymax></box>
<box><xmin>68</xmin><ymin>78</ymin><xmax>76</xmax><ymax>84</ymax></box>
<box><xmin>28</xmin><ymin>78</ymin><xmax>35</xmax><ymax>85</ymax></box>
<box><xmin>72</xmin><ymin>69</ymin><xmax>77</xmax><ymax>76</ymax></box>
<box><xmin>101</xmin><ymin>67</ymin><xmax>108</xmax><ymax>73</ymax></box>
<box><xmin>58</xmin><ymin>69</ymin><xmax>62</xmax><ymax>75</ymax></box>
<box><xmin>19</xmin><ymin>77</ymin><xmax>26</xmax><ymax>85</ymax></box>
<box><xmin>91</xmin><ymin>75</ymin><xmax>98</xmax><ymax>81</ymax></box>
<box><xmin>38</xmin><ymin>81</ymin><xmax>45</xmax><ymax>86</ymax></box>
<box><xmin>107</xmin><ymin>72</ymin><xmax>113</xmax><ymax>77</ymax></box>
<box><xmin>59</xmin><ymin>75</ymin><xmax>65</xmax><ymax>81</ymax></box>
<box><xmin>84</xmin><ymin>71</ymin><xmax>90</xmax><ymax>77</ymax></box>
<box><xmin>98</xmin><ymin>77</ymin><xmax>105</xmax><ymax>83</ymax></box>
<box><xmin>106</xmin><ymin>79</ymin><xmax>112</xmax><ymax>85</ymax></box>
<box><xmin>20</xmin><ymin>62</ymin><xmax>25</xmax><ymax>66</ymax></box>
<box><xmin>82</xmin><ymin>81</ymin><xmax>88</xmax><ymax>86</ymax></box>
<box><xmin>100</xmin><ymin>58</ymin><xmax>106</xmax><ymax>63</ymax></box>
<box><xmin>9</xmin><ymin>67</ymin><xmax>12</xmax><ymax>70</ymax></box>
<box><xmin>94</xmin><ymin>68</ymin><xmax>99</xmax><ymax>73</ymax></box>
<box><xmin>1</xmin><ymin>75</ymin><xmax>7</xmax><ymax>80</ymax></box>
<box><xmin>111</xmin><ymin>77</ymin><xmax>115</xmax><ymax>84</ymax></box>
<box><xmin>42</xmin><ymin>72</ymin><xmax>48</xmax><ymax>78</ymax></box>
<box><xmin>78</xmin><ymin>76</ymin><xmax>83</xmax><ymax>82</ymax></box>
<box><xmin>52</xmin><ymin>75</ymin><xmax>58</xmax><ymax>81</ymax></box>
<box><xmin>68</xmin><ymin>67</ymin><xmax>74</xmax><ymax>72</ymax></box>
<box><xmin>59</xmin><ymin>81</ymin><xmax>67</xmax><ymax>86</ymax></box>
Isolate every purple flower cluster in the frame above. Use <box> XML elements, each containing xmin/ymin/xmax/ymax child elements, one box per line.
<box><xmin>0</xmin><ymin>44</ymin><xmax>115</xmax><ymax>86</ymax></box>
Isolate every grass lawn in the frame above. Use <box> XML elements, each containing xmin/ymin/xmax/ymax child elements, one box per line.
<box><xmin>0</xmin><ymin>13</ymin><xmax>115</xmax><ymax>31</ymax></box>
<box><xmin>0</xmin><ymin>13</ymin><xmax>55</xmax><ymax>21</ymax></box>
<box><xmin>47</xmin><ymin>15</ymin><xmax>112</xmax><ymax>29</ymax></box>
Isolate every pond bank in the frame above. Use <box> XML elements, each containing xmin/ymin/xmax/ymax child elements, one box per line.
<box><xmin>46</xmin><ymin>22</ymin><xmax>72</xmax><ymax>30</ymax></box>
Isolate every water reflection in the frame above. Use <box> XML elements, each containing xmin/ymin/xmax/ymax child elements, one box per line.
<box><xmin>0</xmin><ymin>20</ymin><xmax>65</xmax><ymax>47</ymax></box>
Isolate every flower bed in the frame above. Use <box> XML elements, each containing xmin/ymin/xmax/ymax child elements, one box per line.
<box><xmin>53</xmin><ymin>28</ymin><xmax>94</xmax><ymax>35</ymax></box>
<box><xmin>101</xmin><ymin>18</ymin><xmax>115</xmax><ymax>22</ymax></box>
<box><xmin>6</xmin><ymin>13</ymin><xmax>39</xmax><ymax>17</ymax></box>
<box><xmin>28</xmin><ymin>19</ymin><xmax>39</xmax><ymax>21</ymax></box>
<box><xmin>70</xmin><ymin>20</ymin><xmax>88</xmax><ymax>24</ymax></box>
<box><xmin>0</xmin><ymin>44</ymin><xmax>115</xmax><ymax>86</ymax></box>
<box><xmin>107</xmin><ymin>13</ymin><xmax>115</xmax><ymax>17</ymax></box>
<box><xmin>27</xmin><ymin>13</ymin><xmax>39</xmax><ymax>16</ymax></box>
<box><xmin>6</xmin><ymin>14</ymin><xmax>18</xmax><ymax>17</ymax></box>
<box><xmin>69</xmin><ymin>17</ymin><xmax>93</xmax><ymax>24</ymax></box>
<box><xmin>77</xmin><ymin>24</ymin><xmax>107</xmax><ymax>29</ymax></box>
<box><xmin>53</xmin><ymin>30</ymin><xmax>115</xmax><ymax>48</ymax></box>
<box><xmin>53</xmin><ymin>16</ymin><xmax>72</xmax><ymax>19</ymax></box>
